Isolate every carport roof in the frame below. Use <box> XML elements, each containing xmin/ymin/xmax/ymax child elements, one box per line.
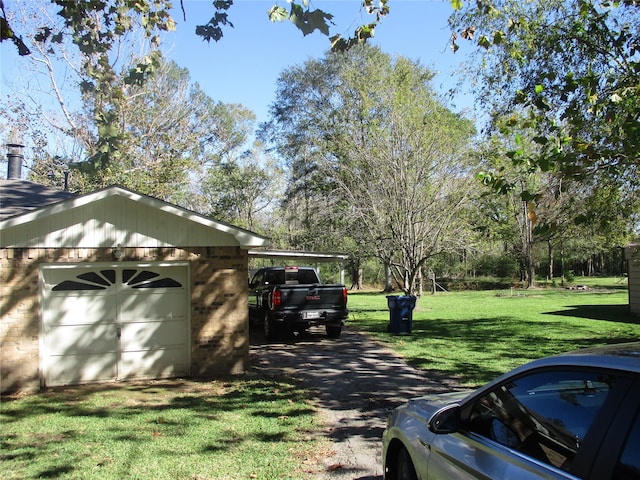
<box><xmin>249</xmin><ymin>248</ymin><xmax>349</xmax><ymax>262</ymax></box>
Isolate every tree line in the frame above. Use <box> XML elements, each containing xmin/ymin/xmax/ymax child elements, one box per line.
<box><xmin>1</xmin><ymin>0</ymin><xmax>637</xmax><ymax>295</ymax></box>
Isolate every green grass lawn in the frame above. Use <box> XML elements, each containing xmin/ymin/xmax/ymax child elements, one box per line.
<box><xmin>2</xmin><ymin>277</ymin><xmax>636</xmax><ymax>479</ymax></box>
<box><xmin>349</xmin><ymin>277</ymin><xmax>638</xmax><ymax>387</ymax></box>
<box><xmin>1</xmin><ymin>376</ymin><xmax>328</xmax><ymax>480</ymax></box>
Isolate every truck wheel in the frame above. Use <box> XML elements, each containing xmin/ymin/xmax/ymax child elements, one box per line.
<box><xmin>264</xmin><ymin>312</ymin><xmax>276</xmax><ymax>340</ymax></box>
<box><xmin>326</xmin><ymin>325</ymin><xmax>342</xmax><ymax>338</ymax></box>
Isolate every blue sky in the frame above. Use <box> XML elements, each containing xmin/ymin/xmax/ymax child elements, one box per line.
<box><xmin>163</xmin><ymin>0</ymin><xmax>474</xmax><ymax>125</ymax></box>
<box><xmin>0</xmin><ymin>0</ymin><xmax>474</xmax><ymax>142</ymax></box>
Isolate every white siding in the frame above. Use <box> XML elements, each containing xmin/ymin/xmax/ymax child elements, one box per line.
<box><xmin>1</xmin><ymin>194</ymin><xmax>239</xmax><ymax>248</ymax></box>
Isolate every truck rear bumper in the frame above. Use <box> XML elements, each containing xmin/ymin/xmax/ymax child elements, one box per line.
<box><xmin>271</xmin><ymin>310</ymin><xmax>348</xmax><ymax>328</ymax></box>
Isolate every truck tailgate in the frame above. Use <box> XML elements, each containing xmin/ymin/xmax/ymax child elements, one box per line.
<box><xmin>277</xmin><ymin>284</ymin><xmax>346</xmax><ymax>310</ymax></box>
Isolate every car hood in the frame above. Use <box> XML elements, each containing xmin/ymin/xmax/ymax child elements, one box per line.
<box><xmin>403</xmin><ymin>390</ymin><xmax>472</xmax><ymax>416</ymax></box>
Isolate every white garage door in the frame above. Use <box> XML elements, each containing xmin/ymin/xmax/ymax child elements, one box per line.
<box><xmin>41</xmin><ymin>263</ymin><xmax>190</xmax><ymax>387</ymax></box>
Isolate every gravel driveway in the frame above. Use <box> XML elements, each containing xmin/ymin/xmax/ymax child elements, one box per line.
<box><xmin>250</xmin><ymin>325</ymin><xmax>463</xmax><ymax>480</ymax></box>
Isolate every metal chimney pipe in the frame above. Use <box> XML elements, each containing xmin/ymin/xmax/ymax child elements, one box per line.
<box><xmin>6</xmin><ymin>143</ymin><xmax>24</xmax><ymax>179</ymax></box>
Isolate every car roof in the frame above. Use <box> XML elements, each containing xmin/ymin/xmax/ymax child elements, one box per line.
<box><xmin>518</xmin><ymin>342</ymin><xmax>640</xmax><ymax>375</ymax></box>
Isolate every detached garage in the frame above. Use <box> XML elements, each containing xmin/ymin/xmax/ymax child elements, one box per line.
<box><xmin>1</xmin><ymin>180</ymin><xmax>266</xmax><ymax>393</ymax></box>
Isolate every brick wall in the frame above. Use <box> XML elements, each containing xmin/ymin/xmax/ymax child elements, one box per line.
<box><xmin>0</xmin><ymin>246</ymin><xmax>249</xmax><ymax>394</ymax></box>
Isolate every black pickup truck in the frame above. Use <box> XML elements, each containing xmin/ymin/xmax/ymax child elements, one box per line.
<box><xmin>248</xmin><ymin>266</ymin><xmax>348</xmax><ymax>339</ymax></box>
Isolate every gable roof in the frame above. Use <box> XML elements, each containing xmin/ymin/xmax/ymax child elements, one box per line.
<box><xmin>0</xmin><ymin>184</ymin><xmax>267</xmax><ymax>249</ymax></box>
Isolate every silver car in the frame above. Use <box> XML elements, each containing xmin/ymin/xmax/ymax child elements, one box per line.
<box><xmin>382</xmin><ymin>342</ymin><xmax>640</xmax><ymax>480</ymax></box>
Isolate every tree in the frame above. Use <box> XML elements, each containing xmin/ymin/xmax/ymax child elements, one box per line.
<box><xmin>258</xmin><ymin>54</ymin><xmax>356</xmax><ymax>254</ymax></box>
<box><xmin>79</xmin><ymin>59</ymin><xmax>215</xmax><ymax>198</ymax></box>
<box><xmin>333</xmin><ymin>105</ymin><xmax>475</xmax><ymax>295</ymax></box>
<box><xmin>475</xmin><ymin>132</ymin><xmax>543</xmax><ymax>288</ymax></box>
<box><xmin>450</xmin><ymin>0</ymin><xmax>639</xmax><ymax>200</ymax></box>
<box><xmin>2</xmin><ymin>1</ymin><xmax>290</xmax><ymax>244</ymax></box>
<box><xmin>5</xmin><ymin>0</ymin><xmax>634</xmax><ymax>192</ymax></box>
<box><xmin>1</xmin><ymin>0</ymin><xmax>170</xmax><ymax>177</ymax></box>
<box><xmin>200</xmin><ymin>141</ymin><xmax>284</xmax><ymax>232</ymax></box>
<box><xmin>1</xmin><ymin>0</ymin><xmax>396</xmax><ymax>57</ymax></box>
<box><xmin>40</xmin><ymin>1</ymin><xmax>173</xmax><ymax>169</ymax></box>
<box><xmin>1</xmin><ymin>16</ymin><xmax>270</xmax><ymax>209</ymax></box>
<box><xmin>4</xmin><ymin>45</ymin><xmax>250</xmax><ymax>202</ymax></box>
<box><xmin>261</xmin><ymin>46</ymin><xmax>475</xmax><ymax>295</ymax></box>
<box><xmin>475</xmin><ymin>111</ymin><xmax>637</xmax><ymax>286</ymax></box>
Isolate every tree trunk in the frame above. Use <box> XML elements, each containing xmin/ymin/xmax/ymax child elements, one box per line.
<box><xmin>548</xmin><ymin>240</ymin><xmax>554</xmax><ymax>281</ymax></box>
<box><xmin>525</xmin><ymin>202</ymin><xmax>535</xmax><ymax>288</ymax></box>
<box><xmin>383</xmin><ymin>262</ymin><xmax>393</xmax><ymax>293</ymax></box>
<box><xmin>560</xmin><ymin>242</ymin><xmax>565</xmax><ymax>285</ymax></box>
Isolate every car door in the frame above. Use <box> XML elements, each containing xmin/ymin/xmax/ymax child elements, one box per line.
<box><xmin>427</xmin><ymin>368</ymin><xmax>632</xmax><ymax>480</ymax></box>
<box><xmin>609</xmin><ymin>399</ymin><xmax>640</xmax><ymax>480</ymax></box>
<box><xmin>588</xmin><ymin>378</ymin><xmax>640</xmax><ymax>480</ymax></box>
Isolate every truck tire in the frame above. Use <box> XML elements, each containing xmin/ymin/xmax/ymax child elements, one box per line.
<box><xmin>264</xmin><ymin>312</ymin><xmax>276</xmax><ymax>340</ymax></box>
<box><xmin>326</xmin><ymin>325</ymin><xmax>342</xmax><ymax>338</ymax></box>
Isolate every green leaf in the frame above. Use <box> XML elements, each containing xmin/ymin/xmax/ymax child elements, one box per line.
<box><xmin>290</xmin><ymin>7</ymin><xmax>334</xmax><ymax>36</ymax></box>
<box><xmin>515</xmin><ymin>133</ymin><xmax>523</xmax><ymax>145</ymax></box>
<box><xmin>356</xmin><ymin>23</ymin><xmax>375</xmax><ymax>42</ymax></box>
<box><xmin>533</xmin><ymin>96</ymin><xmax>550</xmax><ymax>111</ymax></box>
<box><xmin>532</xmin><ymin>223</ymin><xmax>553</xmax><ymax>236</ymax></box>
<box><xmin>535</xmin><ymin>84</ymin><xmax>543</xmax><ymax>94</ymax></box>
<box><xmin>330</xmin><ymin>35</ymin><xmax>348</xmax><ymax>52</ymax></box>
<box><xmin>574</xmin><ymin>213</ymin><xmax>590</xmax><ymax>225</ymax></box>
<box><xmin>268</xmin><ymin>6</ymin><xmax>289</xmax><ymax>23</ymax></box>
<box><xmin>195</xmin><ymin>24</ymin><xmax>222</xmax><ymax>42</ymax></box>
<box><xmin>0</xmin><ymin>15</ymin><xmax>31</xmax><ymax>55</ymax></box>
<box><xmin>451</xmin><ymin>0</ymin><xmax>464</xmax><ymax>10</ymax></box>
<box><xmin>34</xmin><ymin>27</ymin><xmax>52</xmax><ymax>43</ymax></box>
<box><xmin>537</xmin><ymin>156</ymin><xmax>553</xmax><ymax>172</ymax></box>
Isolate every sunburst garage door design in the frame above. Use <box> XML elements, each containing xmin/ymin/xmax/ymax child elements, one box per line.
<box><xmin>41</xmin><ymin>263</ymin><xmax>190</xmax><ymax>387</ymax></box>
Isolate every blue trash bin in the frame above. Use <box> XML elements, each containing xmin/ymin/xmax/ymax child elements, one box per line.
<box><xmin>386</xmin><ymin>295</ymin><xmax>416</xmax><ymax>334</ymax></box>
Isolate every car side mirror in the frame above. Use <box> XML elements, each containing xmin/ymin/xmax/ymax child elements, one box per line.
<box><xmin>248</xmin><ymin>281</ymin><xmax>257</xmax><ymax>289</ymax></box>
<box><xmin>428</xmin><ymin>404</ymin><xmax>461</xmax><ymax>434</ymax></box>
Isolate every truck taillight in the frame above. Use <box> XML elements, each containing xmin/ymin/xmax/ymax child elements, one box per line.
<box><xmin>342</xmin><ymin>286</ymin><xmax>348</xmax><ymax>306</ymax></box>
<box><xmin>272</xmin><ymin>288</ymin><xmax>282</xmax><ymax>307</ymax></box>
